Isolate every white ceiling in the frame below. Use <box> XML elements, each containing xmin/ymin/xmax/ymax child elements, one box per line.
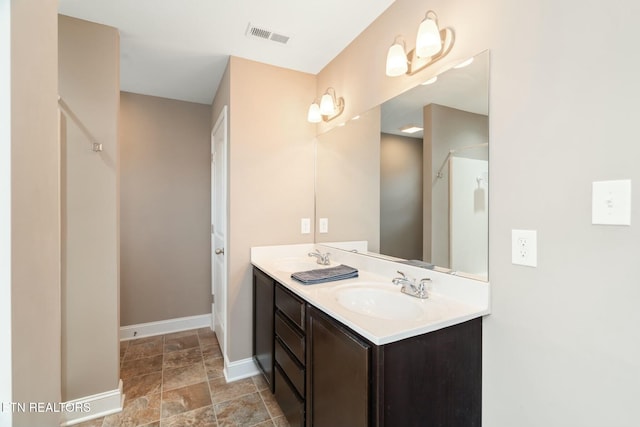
<box><xmin>58</xmin><ymin>0</ymin><xmax>396</xmax><ymax>105</ymax></box>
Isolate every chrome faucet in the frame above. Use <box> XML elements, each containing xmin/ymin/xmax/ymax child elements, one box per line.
<box><xmin>308</xmin><ymin>249</ymin><xmax>331</xmax><ymax>265</ymax></box>
<box><xmin>392</xmin><ymin>271</ymin><xmax>431</xmax><ymax>299</ymax></box>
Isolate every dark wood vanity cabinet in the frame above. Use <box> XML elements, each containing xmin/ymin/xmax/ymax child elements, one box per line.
<box><xmin>306</xmin><ymin>305</ymin><xmax>481</xmax><ymax>427</ymax></box>
<box><xmin>253</xmin><ymin>267</ymin><xmax>482</xmax><ymax>427</ymax></box>
<box><xmin>253</xmin><ymin>268</ymin><xmax>275</xmax><ymax>391</ymax></box>
<box><xmin>306</xmin><ymin>305</ymin><xmax>371</xmax><ymax>427</ymax></box>
<box><xmin>274</xmin><ymin>283</ymin><xmax>307</xmax><ymax>427</ymax></box>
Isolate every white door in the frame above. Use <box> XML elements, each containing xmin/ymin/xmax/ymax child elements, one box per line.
<box><xmin>211</xmin><ymin>106</ymin><xmax>228</xmax><ymax>356</ymax></box>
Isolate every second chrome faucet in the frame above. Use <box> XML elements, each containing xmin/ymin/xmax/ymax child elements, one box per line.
<box><xmin>392</xmin><ymin>271</ymin><xmax>431</xmax><ymax>299</ymax></box>
<box><xmin>308</xmin><ymin>249</ymin><xmax>331</xmax><ymax>265</ymax></box>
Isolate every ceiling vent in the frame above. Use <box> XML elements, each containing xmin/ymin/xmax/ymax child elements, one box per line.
<box><xmin>246</xmin><ymin>23</ymin><xmax>290</xmax><ymax>45</ymax></box>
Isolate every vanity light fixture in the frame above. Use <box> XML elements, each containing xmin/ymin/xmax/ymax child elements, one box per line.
<box><xmin>307</xmin><ymin>102</ymin><xmax>322</xmax><ymax>123</ymax></box>
<box><xmin>385</xmin><ymin>36</ymin><xmax>408</xmax><ymax>77</ymax></box>
<box><xmin>307</xmin><ymin>87</ymin><xmax>345</xmax><ymax>123</ymax></box>
<box><xmin>415</xmin><ymin>11</ymin><xmax>442</xmax><ymax>58</ymax></box>
<box><xmin>385</xmin><ymin>10</ymin><xmax>455</xmax><ymax>77</ymax></box>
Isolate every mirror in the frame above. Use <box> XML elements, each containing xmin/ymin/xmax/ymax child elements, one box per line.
<box><xmin>315</xmin><ymin>50</ymin><xmax>489</xmax><ymax>281</ymax></box>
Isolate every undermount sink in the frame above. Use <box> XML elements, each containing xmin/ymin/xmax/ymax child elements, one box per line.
<box><xmin>272</xmin><ymin>257</ymin><xmax>335</xmax><ymax>273</ymax></box>
<box><xmin>334</xmin><ymin>284</ymin><xmax>426</xmax><ymax>321</ymax></box>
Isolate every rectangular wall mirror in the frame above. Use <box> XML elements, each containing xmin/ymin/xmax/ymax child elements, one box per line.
<box><xmin>315</xmin><ymin>50</ymin><xmax>489</xmax><ymax>281</ymax></box>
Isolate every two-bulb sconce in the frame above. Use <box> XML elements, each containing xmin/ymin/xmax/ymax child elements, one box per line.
<box><xmin>385</xmin><ymin>10</ymin><xmax>455</xmax><ymax>77</ymax></box>
<box><xmin>307</xmin><ymin>87</ymin><xmax>345</xmax><ymax>123</ymax></box>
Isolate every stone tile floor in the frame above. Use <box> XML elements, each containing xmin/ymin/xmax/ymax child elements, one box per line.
<box><xmin>76</xmin><ymin>328</ymin><xmax>289</xmax><ymax>427</ymax></box>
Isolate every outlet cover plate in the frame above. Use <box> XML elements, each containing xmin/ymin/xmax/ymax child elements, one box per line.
<box><xmin>512</xmin><ymin>229</ymin><xmax>537</xmax><ymax>267</ymax></box>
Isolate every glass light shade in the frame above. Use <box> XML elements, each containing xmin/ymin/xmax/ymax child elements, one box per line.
<box><xmin>385</xmin><ymin>43</ymin><xmax>408</xmax><ymax>77</ymax></box>
<box><xmin>319</xmin><ymin>93</ymin><xmax>336</xmax><ymax>116</ymax></box>
<box><xmin>307</xmin><ymin>103</ymin><xmax>321</xmax><ymax>123</ymax></box>
<box><xmin>415</xmin><ymin>17</ymin><xmax>442</xmax><ymax>58</ymax></box>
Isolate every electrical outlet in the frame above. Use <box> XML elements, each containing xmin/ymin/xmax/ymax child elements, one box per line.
<box><xmin>512</xmin><ymin>229</ymin><xmax>537</xmax><ymax>267</ymax></box>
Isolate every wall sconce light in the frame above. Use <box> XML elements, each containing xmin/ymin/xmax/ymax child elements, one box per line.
<box><xmin>385</xmin><ymin>10</ymin><xmax>455</xmax><ymax>77</ymax></box>
<box><xmin>307</xmin><ymin>87</ymin><xmax>345</xmax><ymax>123</ymax></box>
<box><xmin>386</xmin><ymin>36</ymin><xmax>408</xmax><ymax>77</ymax></box>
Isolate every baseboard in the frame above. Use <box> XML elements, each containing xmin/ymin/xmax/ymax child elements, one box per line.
<box><xmin>59</xmin><ymin>380</ymin><xmax>124</xmax><ymax>426</ymax></box>
<box><xmin>120</xmin><ymin>313</ymin><xmax>212</xmax><ymax>341</ymax></box>
<box><xmin>223</xmin><ymin>356</ymin><xmax>260</xmax><ymax>382</ymax></box>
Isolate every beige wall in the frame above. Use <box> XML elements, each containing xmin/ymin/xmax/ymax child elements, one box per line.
<box><xmin>4</xmin><ymin>1</ymin><xmax>61</xmax><ymax>426</ymax></box>
<box><xmin>380</xmin><ymin>132</ymin><xmax>423</xmax><ymax>260</ymax></box>
<box><xmin>319</xmin><ymin>0</ymin><xmax>640</xmax><ymax>425</ymax></box>
<box><xmin>219</xmin><ymin>56</ymin><xmax>316</xmax><ymax>361</ymax></box>
<box><xmin>59</xmin><ymin>15</ymin><xmax>120</xmax><ymax>401</ymax></box>
<box><xmin>120</xmin><ymin>92</ymin><xmax>212</xmax><ymax>325</ymax></box>
<box><xmin>315</xmin><ymin>106</ymin><xmax>381</xmax><ymax>250</ymax></box>
<box><xmin>427</xmin><ymin>104</ymin><xmax>488</xmax><ymax>267</ymax></box>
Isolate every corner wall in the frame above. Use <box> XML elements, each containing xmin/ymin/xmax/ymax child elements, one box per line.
<box><xmin>120</xmin><ymin>92</ymin><xmax>212</xmax><ymax>326</ymax></box>
<box><xmin>59</xmin><ymin>15</ymin><xmax>120</xmax><ymax>401</ymax></box>
<box><xmin>318</xmin><ymin>0</ymin><xmax>640</xmax><ymax>425</ymax></box>
<box><xmin>6</xmin><ymin>1</ymin><xmax>61</xmax><ymax>426</ymax></box>
<box><xmin>222</xmin><ymin>56</ymin><xmax>316</xmax><ymax>362</ymax></box>
<box><xmin>315</xmin><ymin>106</ymin><xmax>381</xmax><ymax>250</ymax></box>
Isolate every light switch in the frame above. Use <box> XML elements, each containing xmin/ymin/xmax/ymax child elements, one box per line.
<box><xmin>592</xmin><ymin>180</ymin><xmax>631</xmax><ymax>225</ymax></box>
<box><xmin>319</xmin><ymin>218</ymin><xmax>329</xmax><ymax>234</ymax></box>
<box><xmin>301</xmin><ymin>218</ymin><xmax>311</xmax><ymax>234</ymax></box>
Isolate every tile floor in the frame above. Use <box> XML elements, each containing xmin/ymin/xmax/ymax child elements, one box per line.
<box><xmin>77</xmin><ymin>328</ymin><xmax>289</xmax><ymax>427</ymax></box>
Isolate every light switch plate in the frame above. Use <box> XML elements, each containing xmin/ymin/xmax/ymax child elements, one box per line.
<box><xmin>512</xmin><ymin>229</ymin><xmax>537</xmax><ymax>267</ymax></box>
<box><xmin>319</xmin><ymin>218</ymin><xmax>329</xmax><ymax>234</ymax></box>
<box><xmin>592</xmin><ymin>180</ymin><xmax>631</xmax><ymax>225</ymax></box>
<box><xmin>301</xmin><ymin>218</ymin><xmax>311</xmax><ymax>234</ymax></box>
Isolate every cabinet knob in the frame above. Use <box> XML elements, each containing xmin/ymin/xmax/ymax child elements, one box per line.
<box><xmin>215</xmin><ymin>248</ymin><xmax>224</xmax><ymax>255</ymax></box>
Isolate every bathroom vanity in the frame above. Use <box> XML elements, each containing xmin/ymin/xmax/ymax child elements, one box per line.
<box><xmin>251</xmin><ymin>244</ymin><xmax>489</xmax><ymax>427</ymax></box>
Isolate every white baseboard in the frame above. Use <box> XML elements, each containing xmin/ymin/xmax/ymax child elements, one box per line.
<box><xmin>223</xmin><ymin>356</ymin><xmax>260</xmax><ymax>382</ymax></box>
<box><xmin>59</xmin><ymin>380</ymin><xmax>124</xmax><ymax>426</ymax></box>
<box><xmin>120</xmin><ymin>313</ymin><xmax>212</xmax><ymax>341</ymax></box>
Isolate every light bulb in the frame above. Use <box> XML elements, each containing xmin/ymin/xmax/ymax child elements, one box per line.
<box><xmin>415</xmin><ymin>15</ymin><xmax>442</xmax><ymax>58</ymax></box>
<box><xmin>385</xmin><ymin>43</ymin><xmax>408</xmax><ymax>77</ymax></box>
<box><xmin>307</xmin><ymin>103</ymin><xmax>321</xmax><ymax>123</ymax></box>
<box><xmin>319</xmin><ymin>93</ymin><xmax>335</xmax><ymax>116</ymax></box>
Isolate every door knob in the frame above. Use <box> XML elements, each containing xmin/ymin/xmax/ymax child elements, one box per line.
<box><xmin>215</xmin><ymin>248</ymin><xmax>224</xmax><ymax>255</ymax></box>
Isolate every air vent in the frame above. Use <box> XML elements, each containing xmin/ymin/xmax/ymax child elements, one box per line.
<box><xmin>246</xmin><ymin>23</ymin><xmax>290</xmax><ymax>45</ymax></box>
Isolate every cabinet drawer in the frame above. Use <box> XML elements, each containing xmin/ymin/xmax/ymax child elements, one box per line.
<box><xmin>275</xmin><ymin>312</ymin><xmax>305</xmax><ymax>364</ymax></box>
<box><xmin>275</xmin><ymin>365</ymin><xmax>305</xmax><ymax>427</ymax></box>
<box><xmin>275</xmin><ymin>285</ymin><xmax>305</xmax><ymax>331</ymax></box>
<box><xmin>275</xmin><ymin>337</ymin><xmax>305</xmax><ymax>397</ymax></box>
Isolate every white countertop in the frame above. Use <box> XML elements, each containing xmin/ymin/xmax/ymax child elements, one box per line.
<box><xmin>251</xmin><ymin>243</ymin><xmax>490</xmax><ymax>345</ymax></box>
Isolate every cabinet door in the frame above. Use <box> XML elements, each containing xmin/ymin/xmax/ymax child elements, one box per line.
<box><xmin>307</xmin><ymin>306</ymin><xmax>371</xmax><ymax>427</ymax></box>
<box><xmin>253</xmin><ymin>268</ymin><xmax>275</xmax><ymax>390</ymax></box>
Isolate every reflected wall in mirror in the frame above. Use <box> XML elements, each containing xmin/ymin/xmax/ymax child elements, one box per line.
<box><xmin>315</xmin><ymin>50</ymin><xmax>489</xmax><ymax>281</ymax></box>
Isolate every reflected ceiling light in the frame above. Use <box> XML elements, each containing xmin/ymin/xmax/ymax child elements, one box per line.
<box><xmin>415</xmin><ymin>11</ymin><xmax>442</xmax><ymax>58</ymax></box>
<box><xmin>307</xmin><ymin>87</ymin><xmax>345</xmax><ymax>123</ymax></box>
<box><xmin>453</xmin><ymin>57</ymin><xmax>474</xmax><ymax>69</ymax></box>
<box><xmin>421</xmin><ymin>76</ymin><xmax>438</xmax><ymax>85</ymax></box>
<box><xmin>385</xmin><ymin>37</ymin><xmax>408</xmax><ymax>77</ymax></box>
<box><xmin>385</xmin><ymin>9</ymin><xmax>455</xmax><ymax>77</ymax></box>
<box><xmin>400</xmin><ymin>125</ymin><xmax>423</xmax><ymax>134</ymax></box>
